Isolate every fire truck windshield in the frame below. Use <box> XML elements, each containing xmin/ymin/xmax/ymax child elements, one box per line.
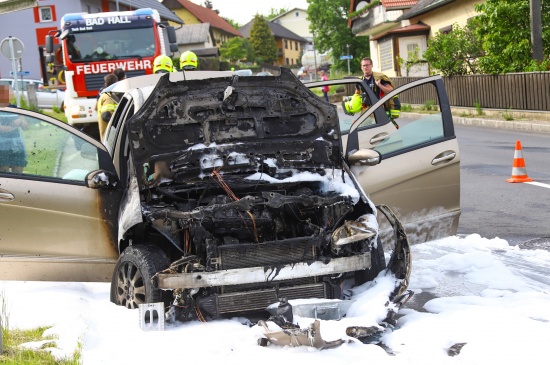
<box><xmin>67</xmin><ymin>27</ymin><xmax>157</xmax><ymax>62</ymax></box>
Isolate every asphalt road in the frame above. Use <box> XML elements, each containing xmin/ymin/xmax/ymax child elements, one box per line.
<box><xmin>455</xmin><ymin>123</ymin><xmax>550</xmax><ymax>245</ymax></box>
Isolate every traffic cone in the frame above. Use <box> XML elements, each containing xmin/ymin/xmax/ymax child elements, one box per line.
<box><xmin>506</xmin><ymin>140</ymin><xmax>533</xmax><ymax>183</ymax></box>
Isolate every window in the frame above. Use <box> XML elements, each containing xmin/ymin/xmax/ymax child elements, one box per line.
<box><xmin>38</xmin><ymin>6</ymin><xmax>52</xmax><ymax>22</ymax></box>
<box><xmin>440</xmin><ymin>25</ymin><xmax>452</xmax><ymax>34</ymax></box>
<box><xmin>0</xmin><ymin>111</ymin><xmax>99</xmax><ymax>181</ymax></box>
<box><xmin>295</xmin><ymin>41</ymin><xmax>298</xmax><ymax>51</ymax></box>
<box><xmin>295</xmin><ymin>12</ymin><xmax>299</xmax><ymax>17</ymax></box>
<box><xmin>285</xmin><ymin>58</ymin><xmax>289</xmax><ymax>65</ymax></box>
<box><xmin>379</xmin><ymin>39</ymin><xmax>393</xmax><ymax>71</ymax></box>
<box><xmin>284</xmin><ymin>40</ymin><xmax>288</xmax><ymax>49</ymax></box>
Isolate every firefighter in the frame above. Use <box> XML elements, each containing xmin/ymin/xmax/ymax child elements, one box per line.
<box><xmin>180</xmin><ymin>51</ymin><xmax>198</xmax><ymax>70</ymax></box>
<box><xmin>153</xmin><ymin>55</ymin><xmax>173</xmax><ymax>74</ymax></box>
<box><xmin>343</xmin><ymin>57</ymin><xmax>401</xmax><ymax>119</ymax></box>
<box><xmin>97</xmin><ymin>74</ymin><xmax>119</xmax><ymax>141</ymax></box>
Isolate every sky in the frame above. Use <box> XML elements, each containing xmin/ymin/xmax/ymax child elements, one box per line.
<box><xmin>188</xmin><ymin>0</ymin><xmax>310</xmax><ymax>25</ymax></box>
<box><xmin>1</xmin><ymin>234</ymin><xmax>550</xmax><ymax>363</ymax></box>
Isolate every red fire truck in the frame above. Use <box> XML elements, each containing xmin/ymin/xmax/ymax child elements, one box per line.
<box><xmin>44</xmin><ymin>8</ymin><xmax>176</xmax><ymax>136</ymax></box>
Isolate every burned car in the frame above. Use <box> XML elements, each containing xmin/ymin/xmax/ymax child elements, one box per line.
<box><xmin>0</xmin><ymin>69</ymin><xmax>410</xmax><ymax>321</ymax></box>
<box><xmin>102</xmin><ymin>68</ymin><xmax>411</xmax><ymax>319</ymax></box>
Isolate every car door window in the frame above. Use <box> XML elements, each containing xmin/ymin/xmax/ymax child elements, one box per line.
<box><xmin>367</xmin><ymin>81</ymin><xmax>449</xmax><ymax>158</ymax></box>
<box><xmin>0</xmin><ymin>110</ymin><xmax>99</xmax><ymax>182</ymax></box>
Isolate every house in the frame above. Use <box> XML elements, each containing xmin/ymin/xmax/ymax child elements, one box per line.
<box><xmin>162</xmin><ymin>0</ymin><xmax>241</xmax><ymax>57</ymax></box>
<box><xmin>349</xmin><ymin>0</ymin><xmax>483</xmax><ymax>77</ymax></box>
<box><xmin>270</xmin><ymin>8</ymin><xmax>313</xmax><ymax>47</ymax></box>
<box><xmin>239</xmin><ymin>20</ymin><xmax>308</xmax><ymax>67</ymax></box>
<box><xmin>0</xmin><ymin>0</ymin><xmax>182</xmax><ymax>80</ymax></box>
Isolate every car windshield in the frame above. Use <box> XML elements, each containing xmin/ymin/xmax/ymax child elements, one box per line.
<box><xmin>68</xmin><ymin>27</ymin><xmax>157</xmax><ymax>62</ymax></box>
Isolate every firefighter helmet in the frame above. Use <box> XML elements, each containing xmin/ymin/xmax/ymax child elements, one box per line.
<box><xmin>180</xmin><ymin>51</ymin><xmax>198</xmax><ymax>70</ymax></box>
<box><xmin>153</xmin><ymin>55</ymin><xmax>173</xmax><ymax>74</ymax></box>
<box><xmin>342</xmin><ymin>93</ymin><xmax>363</xmax><ymax>115</ymax></box>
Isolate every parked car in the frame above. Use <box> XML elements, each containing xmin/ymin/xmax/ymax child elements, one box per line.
<box><xmin>233</xmin><ymin>69</ymin><xmax>253</xmax><ymax>76</ymax></box>
<box><xmin>0</xmin><ymin>78</ymin><xmax>65</xmax><ymax>109</ymax></box>
<box><xmin>0</xmin><ymin>69</ymin><xmax>457</xmax><ymax>320</ymax></box>
<box><xmin>256</xmin><ymin>71</ymin><xmax>273</xmax><ymax>76</ymax></box>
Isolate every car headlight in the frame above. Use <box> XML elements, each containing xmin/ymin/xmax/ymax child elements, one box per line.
<box><xmin>331</xmin><ymin>214</ymin><xmax>377</xmax><ymax>254</ymax></box>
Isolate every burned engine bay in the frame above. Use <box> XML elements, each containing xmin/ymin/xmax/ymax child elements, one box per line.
<box><xmin>124</xmin><ymin>68</ymin><xmax>411</xmax><ymax>322</ymax></box>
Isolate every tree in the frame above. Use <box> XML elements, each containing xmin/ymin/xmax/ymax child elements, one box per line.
<box><xmin>249</xmin><ymin>15</ymin><xmax>277</xmax><ymax>64</ymax></box>
<box><xmin>423</xmin><ymin>22</ymin><xmax>484</xmax><ymax>76</ymax></box>
<box><xmin>224</xmin><ymin>18</ymin><xmax>241</xmax><ymax>30</ymax></box>
<box><xmin>306</xmin><ymin>0</ymin><xmax>370</xmax><ymax>73</ymax></box>
<box><xmin>475</xmin><ymin>0</ymin><xmax>550</xmax><ymax>73</ymax></box>
<box><xmin>220</xmin><ymin>37</ymin><xmax>250</xmax><ymax>62</ymax></box>
<box><xmin>265</xmin><ymin>7</ymin><xmax>288</xmax><ymax>20</ymax></box>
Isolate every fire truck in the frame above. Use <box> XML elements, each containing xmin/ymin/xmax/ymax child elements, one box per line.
<box><xmin>44</xmin><ymin>8</ymin><xmax>177</xmax><ymax>136</ymax></box>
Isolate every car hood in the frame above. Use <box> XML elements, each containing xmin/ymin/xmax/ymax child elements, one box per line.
<box><xmin>127</xmin><ymin>68</ymin><xmax>343</xmax><ymax>189</ymax></box>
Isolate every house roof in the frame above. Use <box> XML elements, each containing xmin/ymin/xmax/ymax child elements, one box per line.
<box><xmin>169</xmin><ymin>0</ymin><xmax>241</xmax><ymax>36</ymax></box>
<box><xmin>116</xmin><ymin>0</ymin><xmax>183</xmax><ymax>24</ymax></box>
<box><xmin>270</xmin><ymin>8</ymin><xmax>307</xmax><ymax>22</ymax></box>
<box><xmin>398</xmin><ymin>0</ymin><xmax>455</xmax><ymax>20</ymax></box>
<box><xmin>175</xmin><ymin>23</ymin><xmax>210</xmax><ymax>44</ymax></box>
<box><xmin>239</xmin><ymin>20</ymin><xmax>308</xmax><ymax>42</ymax></box>
<box><xmin>370</xmin><ymin>22</ymin><xmax>430</xmax><ymax>41</ymax></box>
<box><xmin>381</xmin><ymin>0</ymin><xmax>417</xmax><ymax>9</ymax></box>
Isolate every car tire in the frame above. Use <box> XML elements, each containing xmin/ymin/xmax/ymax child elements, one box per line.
<box><xmin>110</xmin><ymin>245</ymin><xmax>171</xmax><ymax>309</ymax></box>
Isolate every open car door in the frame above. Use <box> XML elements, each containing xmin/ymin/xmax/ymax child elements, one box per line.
<box><xmin>307</xmin><ymin>75</ymin><xmax>460</xmax><ymax>244</ymax></box>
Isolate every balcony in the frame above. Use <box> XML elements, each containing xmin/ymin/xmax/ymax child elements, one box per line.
<box><xmin>351</xmin><ymin>4</ymin><xmax>404</xmax><ymax>36</ymax></box>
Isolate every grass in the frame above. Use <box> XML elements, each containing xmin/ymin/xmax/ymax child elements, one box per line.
<box><xmin>474</xmin><ymin>100</ymin><xmax>484</xmax><ymax>116</ymax></box>
<box><xmin>0</xmin><ymin>291</ymin><xmax>80</xmax><ymax>364</ymax></box>
<box><xmin>501</xmin><ymin>109</ymin><xmax>514</xmax><ymax>121</ymax></box>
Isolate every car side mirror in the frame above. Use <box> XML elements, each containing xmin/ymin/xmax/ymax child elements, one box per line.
<box><xmin>85</xmin><ymin>169</ymin><xmax>119</xmax><ymax>190</ymax></box>
<box><xmin>348</xmin><ymin>149</ymin><xmax>381</xmax><ymax>165</ymax></box>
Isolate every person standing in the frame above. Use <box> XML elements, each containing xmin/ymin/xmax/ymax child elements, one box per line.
<box><xmin>319</xmin><ymin>70</ymin><xmax>329</xmax><ymax>102</ymax></box>
<box><xmin>0</xmin><ymin>85</ymin><xmax>28</xmax><ymax>173</ymax></box>
<box><xmin>360</xmin><ymin>57</ymin><xmax>393</xmax><ymax>98</ymax></box>
<box><xmin>358</xmin><ymin>57</ymin><xmax>400</xmax><ymax>119</ymax></box>
<box><xmin>113</xmin><ymin>68</ymin><xmax>125</xmax><ymax>82</ymax></box>
<box><xmin>96</xmin><ymin>74</ymin><xmax>119</xmax><ymax>141</ymax></box>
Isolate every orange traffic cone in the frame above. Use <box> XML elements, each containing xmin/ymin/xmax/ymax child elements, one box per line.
<box><xmin>506</xmin><ymin>140</ymin><xmax>533</xmax><ymax>183</ymax></box>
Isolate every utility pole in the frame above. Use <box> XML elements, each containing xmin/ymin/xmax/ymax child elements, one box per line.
<box><xmin>530</xmin><ymin>0</ymin><xmax>543</xmax><ymax>62</ymax></box>
<box><xmin>346</xmin><ymin>44</ymin><xmax>350</xmax><ymax>75</ymax></box>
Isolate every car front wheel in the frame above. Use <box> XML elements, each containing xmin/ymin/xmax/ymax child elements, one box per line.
<box><xmin>111</xmin><ymin>245</ymin><xmax>170</xmax><ymax>309</ymax></box>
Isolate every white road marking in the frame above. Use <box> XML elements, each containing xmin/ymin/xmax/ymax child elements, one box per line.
<box><xmin>525</xmin><ymin>181</ymin><xmax>550</xmax><ymax>189</ymax></box>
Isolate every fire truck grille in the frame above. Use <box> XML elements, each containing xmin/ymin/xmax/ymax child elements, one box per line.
<box><xmin>85</xmin><ymin>70</ymin><xmax>146</xmax><ymax>90</ymax></box>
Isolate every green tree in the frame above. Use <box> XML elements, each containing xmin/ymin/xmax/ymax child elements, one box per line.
<box><xmin>224</xmin><ymin>18</ymin><xmax>241</xmax><ymax>30</ymax></box>
<box><xmin>307</xmin><ymin>0</ymin><xmax>370</xmax><ymax>73</ymax></box>
<box><xmin>475</xmin><ymin>0</ymin><xmax>550</xmax><ymax>73</ymax></box>
<box><xmin>249</xmin><ymin>15</ymin><xmax>277</xmax><ymax>64</ymax></box>
<box><xmin>220</xmin><ymin>37</ymin><xmax>250</xmax><ymax>62</ymax></box>
<box><xmin>423</xmin><ymin>22</ymin><xmax>484</xmax><ymax>76</ymax></box>
<box><xmin>265</xmin><ymin>7</ymin><xmax>288</xmax><ymax>20</ymax></box>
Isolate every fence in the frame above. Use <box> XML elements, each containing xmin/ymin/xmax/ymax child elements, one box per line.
<box><xmin>393</xmin><ymin>72</ymin><xmax>550</xmax><ymax>112</ymax></box>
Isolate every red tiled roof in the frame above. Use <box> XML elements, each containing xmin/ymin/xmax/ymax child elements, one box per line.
<box><xmin>381</xmin><ymin>0</ymin><xmax>417</xmax><ymax>8</ymax></box>
<box><xmin>177</xmin><ymin>0</ymin><xmax>241</xmax><ymax>37</ymax></box>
